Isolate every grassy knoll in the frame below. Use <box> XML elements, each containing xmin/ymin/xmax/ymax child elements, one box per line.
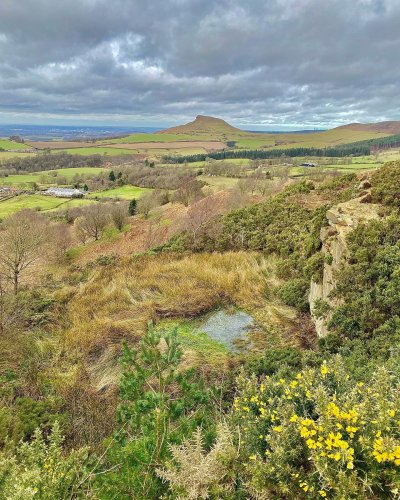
<box><xmin>45</xmin><ymin>167</ymin><xmax>107</xmax><ymax>179</ymax></box>
<box><xmin>87</xmin><ymin>185</ymin><xmax>151</xmax><ymax>199</ymax></box>
<box><xmin>234</xmin><ymin>137</ymin><xmax>276</xmax><ymax>148</ymax></box>
<box><xmin>0</xmin><ymin>194</ymin><xmax>95</xmax><ymax>218</ymax></box>
<box><xmin>140</xmin><ymin>147</ymin><xmax>208</xmax><ymax>159</ymax></box>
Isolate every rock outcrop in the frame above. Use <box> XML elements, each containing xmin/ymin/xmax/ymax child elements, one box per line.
<box><xmin>309</xmin><ymin>197</ymin><xmax>382</xmax><ymax>337</ymax></box>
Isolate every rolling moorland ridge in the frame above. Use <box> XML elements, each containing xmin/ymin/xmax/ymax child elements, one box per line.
<box><xmin>1</xmin><ymin>116</ymin><xmax>400</xmax><ymax>498</ymax></box>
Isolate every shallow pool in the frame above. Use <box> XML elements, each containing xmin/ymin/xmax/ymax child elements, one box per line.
<box><xmin>197</xmin><ymin>309</ymin><xmax>254</xmax><ymax>352</ymax></box>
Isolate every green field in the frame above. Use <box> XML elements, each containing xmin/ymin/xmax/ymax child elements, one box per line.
<box><xmin>57</xmin><ymin>147</ymin><xmax>138</xmax><ymax>156</ymax></box>
<box><xmin>0</xmin><ymin>139</ymin><xmax>29</xmax><ymax>150</ymax></box>
<box><xmin>101</xmin><ymin>127</ymin><xmax>391</xmax><ymax>151</ymax></box>
<box><xmin>101</xmin><ymin>133</ymin><xmax>198</xmax><ymax>144</ymax></box>
<box><xmin>0</xmin><ymin>167</ymin><xmax>108</xmax><ymax>187</ymax></box>
<box><xmin>87</xmin><ymin>185</ymin><xmax>151</xmax><ymax>200</ymax></box>
<box><xmin>44</xmin><ymin>167</ymin><xmax>107</xmax><ymax>179</ymax></box>
<box><xmin>199</xmin><ymin>175</ymin><xmax>239</xmax><ymax>189</ymax></box>
<box><xmin>0</xmin><ymin>151</ymin><xmax>33</xmax><ymax>161</ymax></box>
<box><xmin>234</xmin><ymin>137</ymin><xmax>275</xmax><ymax>149</ymax></box>
<box><xmin>0</xmin><ymin>194</ymin><xmax>95</xmax><ymax>218</ymax></box>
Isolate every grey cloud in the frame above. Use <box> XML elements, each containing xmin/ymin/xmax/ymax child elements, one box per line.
<box><xmin>0</xmin><ymin>0</ymin><xmax>399</xmax><ymax>127</ymax></box>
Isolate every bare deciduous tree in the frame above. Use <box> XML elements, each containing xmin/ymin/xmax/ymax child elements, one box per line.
<box><xmin>0</xmin><ymin>210</ymin><xmax>49</xmax><ymax>294</ymax></box>
<box><xmin>173</xmin><ymin>178</ymin><xmax>205</xmax><ymax>207</ymax></box>
<box><xmin>110</xmin><ymin>203</ymin><xmax>127</xmax><ymax>231</ymax></box>
<box><xmin>137</xmin><ymin>192</ymin><xmax>158</xmax><ymax>219</ymax></box>
<box><xmin>74</xmin><ymin>204</ymin><xmax>108</xmax><ymax>241</ymax></box>
<box><xmin>180</xmin><ymin>198</ymin><xmax>217</xmax><ymax>247</ymax></box>
<box><xmin>51</xmin><ymin>223</ymin><xmax>73</xmax><ymax>261</ymax></box>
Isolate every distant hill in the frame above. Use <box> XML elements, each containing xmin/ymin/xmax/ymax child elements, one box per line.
<box><xmin>334</xmin><ymin>121</ymin><xmax>400</xmax><ymax>135</ymax></box>
<box><xmin>158</xmin><ymin>115</ymin><xmax>243</xmax><ymax>136</ymax></box>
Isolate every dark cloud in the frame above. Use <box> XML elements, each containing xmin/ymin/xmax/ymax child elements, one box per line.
<box><xmin>0</xmin><ymin>0</ymin><xmax>399</xmax><ymax>127</ymax></box>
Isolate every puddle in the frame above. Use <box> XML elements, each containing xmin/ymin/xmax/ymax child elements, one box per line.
<box><xmin>197</xmin><ymin>309</ymin><xmax>254</xmax><ymax>352</ymax></box>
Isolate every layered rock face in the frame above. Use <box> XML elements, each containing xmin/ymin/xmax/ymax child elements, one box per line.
<box><xmin>309</xmin><ymin>197</ymin><xmax>381</xmax><ymax>337</ymax></box>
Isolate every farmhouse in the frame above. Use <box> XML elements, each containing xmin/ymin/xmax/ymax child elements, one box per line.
<box><xmin>44</xmin><ymin>187</ymin><xmax>85</xmax><ymax>198</ymax></box>
<box><xmin>300</xmin><ymin>162</ymin><xmax>318</xmax><ymax>167</ymax></box>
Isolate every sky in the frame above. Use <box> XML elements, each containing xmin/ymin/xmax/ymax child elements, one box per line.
<box><xmin>0</xmin><ymin>0</ymin><xmax>399</xmax><ymax>130</ymax></box>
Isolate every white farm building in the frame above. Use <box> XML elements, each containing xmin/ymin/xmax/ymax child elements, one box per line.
<box><xmin>44</xmin><ymin>187</ymin><xmax>85</xmax><ymax>198</ymax></box>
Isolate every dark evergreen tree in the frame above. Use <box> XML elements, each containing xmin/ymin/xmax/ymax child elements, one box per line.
<box><xmin>128</xmin><ymin>199</ymin><xmax>137</xmax><ymax>216</ymax></box>
<box><xmin>109</xmin><ymin>170</ymin><xmax>116</xmax><ymax>182</ymax></box>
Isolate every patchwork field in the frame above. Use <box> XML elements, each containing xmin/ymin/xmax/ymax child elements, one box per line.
<box><xmin>27</xmin><ymin>141</ymin><xmax>100</xmax><ymax>149</ymax></box>
<box><xmin>0</xmin><ymin>139</ymin><xmax>30</xmax><ymax>150</ymax></box>
<box><xmin>0</xmin><ymin>167</ymin><xmax>108</xmax><ymax>187</ymax></box>
<box><xmin>0</xmin><ymin>194</ymin><xmax>95</xmax><ymax>218</ymax></box>
<box><xmin>56</xmin><ymin>147</ymin><xmax>139</xmax><ymax>156</ymax></box>
<box><xmin>100</xmin><ymin>133</ymin><xmax>199</xmax><ymax>143</ymax></box>
<box><xmin>87</xmin><ymin>185</ymin><xmax>151</xmax><ymax>199</ymax></box>
<box><xmin>105</xmin><ymin>141</ymin><xmax>226</xmax><ymax>150</ymax></box>
<box><xmin>17</xmin><ymin>117</ymin><xmax>396</xmax><ymax>161</ymax></box>
<box><xmin>0</xmin><ymin>151</ymin><xmax>33</xmax><ymax>161</ymax></box>
<box><xmin>199</xmin><ymin>175</ymin><xmax>239</xmax><ymax>190</ymax></box>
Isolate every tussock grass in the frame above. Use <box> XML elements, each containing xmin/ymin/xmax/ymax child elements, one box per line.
<box><xmin>65</xmin><ymin>252</ymin><xmax>267</xmax><ymax>357</ymax></box>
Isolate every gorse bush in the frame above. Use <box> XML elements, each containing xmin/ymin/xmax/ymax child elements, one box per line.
<box><xmin>329</xmin><ymin>215</ymin><xmax>400</xmax><ymax>339</ymax></box>
<box><xmin>157</xmin><ymin>423</ymin><xmax>239</xmax><ymax>499</ymax></box>
<box><xmin>0</xmin><ymin>422</ymin><xmax>89</xmax><ymax>499</ymax></box>
<box><xmin>370</xmin><ymin>161</ymin><xmax>400</xmax><ymax>206</ymax></box>
<box><xmin>231</xmin><ymin>356</ymin><xmax>400</xmax><ymax>499</ymax></box>
<box><xmin>278</xmin><ymin>278</ymin><xmax>310</xmax><ymax>312</ymax></box>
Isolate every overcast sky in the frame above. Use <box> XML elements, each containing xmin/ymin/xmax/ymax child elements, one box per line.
<box><xmin>0</xmin><ymin>0</ymin><xmax>399</xmax><ymax>129</ymax></box>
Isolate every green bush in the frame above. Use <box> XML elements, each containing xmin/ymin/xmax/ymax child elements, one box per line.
<box><xmin>278</xmin><ymin>278</ymin><xmax>310</xmax><ymax>312</ymax></box>
<box><xmin>0</xmin><ymin>422</ymin><xmax>89</xmax><ymax>499</ymax></box>
<box><xmin>96</xmin><ymin>323</ymin><xmax>216</xmax><ymax>498</ymax></box>
<box><xmin>370</xmin><ymin>161</ymin><xmax>400</xmax><ymax>206</ymax></box>
<box><xmin>230</xmin><ymin>356</ymin><xmax>400</xmax><ymax>499</ymax></box>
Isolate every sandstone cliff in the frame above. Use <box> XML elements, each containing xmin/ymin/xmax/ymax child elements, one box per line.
<box><xmin>309</xmin><ymin>196</ymin><xmax>382</xmax><ymax>337</ymax></box>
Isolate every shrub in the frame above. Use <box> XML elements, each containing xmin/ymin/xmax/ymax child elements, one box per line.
<box><xmin>328</xmin><ymin>215</ymin><xmax>400</xmax><ymax>339</ymax></box>
<box><xmin>157</xmin><ymin>423</ymin><xmax>238</xmax><ymax>499</ymax></box>
<box><xmin>278</xmin><ymin>278</ymin><xmax>310</xmax><ymax>312</ymax></box>
<box><xmin>0</xmin><ymin>422</ymin><xmax>89</xmax><ymax>499</ymax></box>
<box><xmin>232</xmin><ymin>356</ymin><xmax>400</xmax><ymax>499</ymax></box>
<box><xmin>370</xmin><ymin>161</ymin><xmax>400</xmax><ymax>206</ymax></box>
<box><xmin>96</xmin><ymin>324</ymin><xmax>215</xmax><ymax>498</ymax></box>
<box><xmin>244</xmin><ymin>347</ymin><xmax>303</xmax><ymax>378</ymax></box>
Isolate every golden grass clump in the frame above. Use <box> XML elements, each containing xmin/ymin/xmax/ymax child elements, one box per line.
<box><xmin>65</xmin><ymin>251</ymin><xmax>267</xmax><ymax>357</ymax></box>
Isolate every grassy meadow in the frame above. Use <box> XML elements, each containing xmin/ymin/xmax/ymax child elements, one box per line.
<box><xmin>87</xmin><ymin>185</ymin><xmax>151</xmax><ymax>199</ymax></box>
<box><xmin>101</xmin><ymin>133</ymin><xmax>198</xmax><ymax>143</ymax></box>
<box><xmin>57</xmin><ymin>147</ymin><xmax>139</xmax><ymax>155</ymax></box>
<box><xmin>0</xmin><ymin>193</ymin><xmax>95</xmax><ymax>217</ymax></box>
<box><xmin>0</xmin><ymin>139</ymin><xmax>29</xmax><ymax>150</ymax></box>
<box><xmin>0</xmin><ymin>151</ymin><xmax>33</xmax><ymax>161</ymax></box>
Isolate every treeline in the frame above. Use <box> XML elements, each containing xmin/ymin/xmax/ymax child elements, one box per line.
<box><xmin>1</xmin><ymin>152</ymin><xmax>103</xmax><ymax>172</ymax></box>
<box><xmin>163</xmin><ymin>144</ymin><xmax>372</xmax><ymax>163</ymax></box>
